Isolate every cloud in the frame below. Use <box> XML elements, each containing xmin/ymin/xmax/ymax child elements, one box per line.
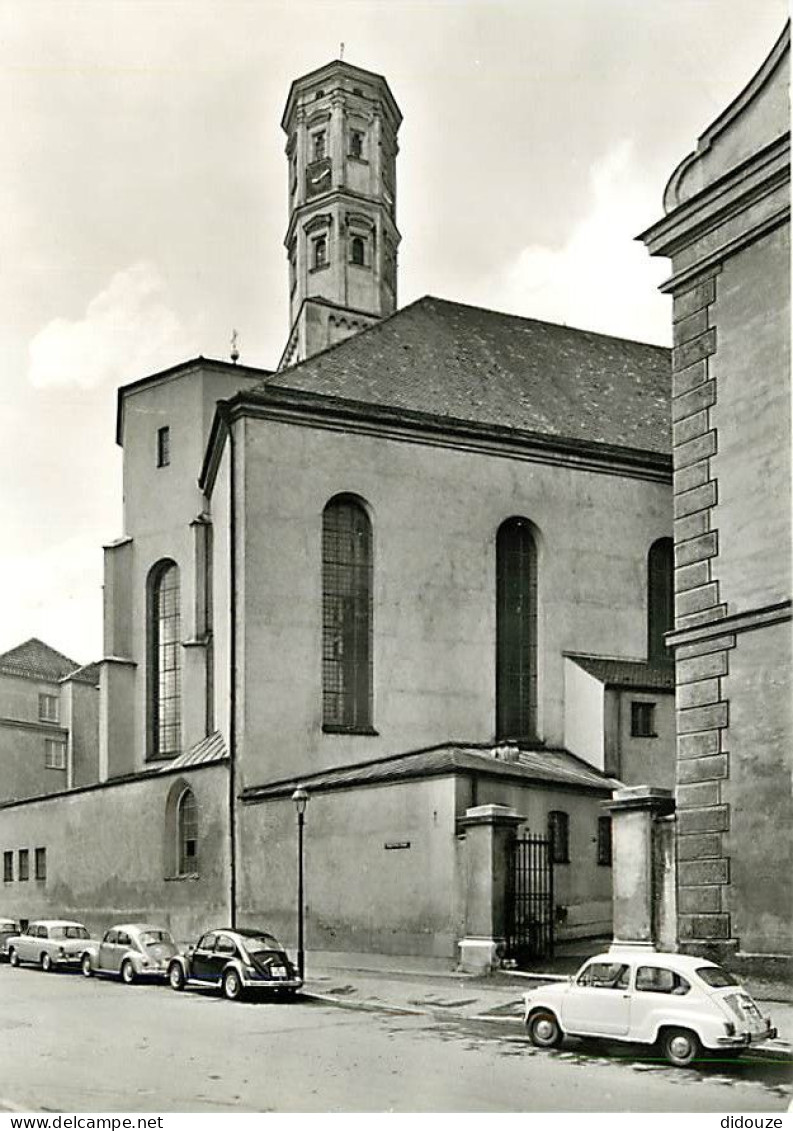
<box><xmin>485</xmin><ymin>141</ymin><xmax>672</xmax><ymax>346</ymax></box>
<box><xmin>28</xmin><ymin>262</ymin><xmax>192</xmax><ymax>390</ymax></box>
<box><xmin>0</xmin><ymin>536</ymin><xmax>103</xmax><ymax>665</ymax></box>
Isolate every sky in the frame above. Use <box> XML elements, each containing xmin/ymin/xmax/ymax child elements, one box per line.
<box><xmin>0</xmin><ymin>0</ymin><xmax>787</xmax><ymax>664</ymax></box>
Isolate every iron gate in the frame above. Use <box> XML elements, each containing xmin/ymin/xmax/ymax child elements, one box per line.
<box><xmin>505</xmin><ymin>833</ymin><xmax>554</xmax><ymax>965</ymax></box>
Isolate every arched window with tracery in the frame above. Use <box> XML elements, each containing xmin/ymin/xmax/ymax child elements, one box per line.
<box><xmin>496</xmin><ymin>517</ymin><xmax>538</xmax><ymax>741</ymax></box>
<box><xmin>148</xmin><ymin>560</ymin><xmax>181</xmax><ymax>759</ymax></box>
<box><xmin>177</xmin><ymin>787</ymin><xmax>198</xmax><ymax>876</ymax></box>
<box><xmin>322</xmin><ymin>496</ymin><xmax>373</xmax><ymax>731</ymax></box>
<box><xmin>648</xmin><ymin>538</ymin><xmax>674</xmax><ymax>666</ymax></box>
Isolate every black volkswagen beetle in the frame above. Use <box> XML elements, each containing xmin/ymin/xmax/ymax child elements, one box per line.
<box><xmin>167</xmin><ymin>928</ymin><xmax>302</xmax><ymax>1001</ymax></box>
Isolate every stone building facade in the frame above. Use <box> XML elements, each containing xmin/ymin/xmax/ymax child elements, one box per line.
<box><xmin>1</xmin><ymin>59</ymin><xmax>679</xmax><ymax>962</ymax></box>
<box><xmin>641</xmin><ymin>24</ymin><xmax>791</xmax><ymax>972</ymax></box>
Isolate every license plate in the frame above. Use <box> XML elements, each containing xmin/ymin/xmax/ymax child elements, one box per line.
<box><xmin>271</xmin><ymin>966</ymin><xmax>287</xmax><ymax>978</ymax></box>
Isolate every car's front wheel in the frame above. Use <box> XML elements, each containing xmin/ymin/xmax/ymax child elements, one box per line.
<box><xmin>41</xmin><ymin>952</ymin><xmax>53</xmax><ymax>973</ymax></box>
<box><xmin>168</xmin><ymin>962</ymin><xmax>185</xmax><ymax>991</ymax></box>
<box><xmin>81</xmin><ymin>953</ymin><xmax>93</xmax><ymax>977</ymax></box>
<box><xmin>526</xmin><ymin>1010</ymin><xmax>564</xmax><ymax>1049</ymax></box>
<box><xmin>121</xmin><ymin>959</ymin><xmax>136</xmax><ymax>985</ymax></box>
<box><xmin>8</xmin><ymin>949</ymin><xmax>19</xmax><ymax>967</ymax></box>
<box><xmin>660</xmin><ymin>1027</ymin><xmax>701</xmax><ymax>1068</ymax></box>
<box><xmin>222</xmin><ymin>968</ymin><xmax>243</xmax><ymax>1002</ymax></box>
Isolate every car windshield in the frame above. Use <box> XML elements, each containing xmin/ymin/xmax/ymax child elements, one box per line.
<box><xmin>139</xmin><ymin>930</ymin><xmax>175</xmax><ymax>948</ymax></box>
<box><xmin>696</xmin><ymin>965</ymin><xmax>740</xmax><ymax>988</ymax></box>
<box><xmin>50</xmin><ymin>925</ymin><xmax>90</xmax><ymax>940</ymax></box>
<box><xmin>245</xmin><ymin>934</ymin><xmax>283</xmax><ymax>955</ymax></box>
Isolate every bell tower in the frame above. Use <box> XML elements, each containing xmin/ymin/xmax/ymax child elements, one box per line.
<box><xmin>279</xmin><ymin>60</ymin><xmax>402</xmax><ymax>368</ymax></box>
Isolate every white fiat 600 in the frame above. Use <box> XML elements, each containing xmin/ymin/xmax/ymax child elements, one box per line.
<box><xmin>523</xmin><ymin>951</ymin><xmax>776</xmax><ymax>1066</ymax></box>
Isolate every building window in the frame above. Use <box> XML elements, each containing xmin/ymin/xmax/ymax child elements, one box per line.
<box><xmin>631</xmin><ymin>701</ymin><xmax>657</xmax><ymax>737</ymax></box>
<box><xmin>548</xmin><ymin>811</ymin><xmax>570</xmax><ymax>865</ymax></box>
<box><xmin>44</xmin><ymin>739</ymin><xmax>66</xmax><ymax>770</ymax></box>
<box><xmin>350</xmin><ymin>236</ymin><xmax>365</xmax><ymax>266</ymax></box>
<box><xmin>496</xmin><ymin>517</ymin><xmax>538</xmax><ymax>741</ymax></box>
<box><xmin>312</xmin><ymin>131</ymin><xmax>326</xmax><ymax>161</ymax></box>
<box><xmin>148</xmin><ymin>560</ymin><xmax>181</xmax><ymax>759</ymax></box>
<box><xmin>597</xmin><ymin>816</ymin><xmax>612</xmax><ymax>866</ymax></box>
<box><xmin>313</xmin><ymin>236</ymin><xmax>328</xmax><ymax>269</ymax></box>
<box><xmin>18</xmin><ymin>849</ymin><xmax>29</xmax><ymax>882</ymax></box>
<box><xmin>349</xmin><ymin>129</ymin><xmax>364</xmax><ymax>159</ymax></box>
<box><xmin>648</xmin><ymin>538</ymin><xmax>673</xmax><ymax>666</ymax></box>
<box><xmin>177</xmin><ymin>788</ymin><xmax>198</xmax><ymax>876</ymax></box>
<box><xmin>322</xmin><ymin>496</ymin><xmax>373</xmax><ymax>731</ymax></box>
<box><xmin>3</xmin><ymin>851</ymin><xmax>12</xmax><ymax>883</ymax></box>
<box><xmin>38</xmin><ymin>694</ymin><xmax>59</xmax><ymax>723</ymax></box>
<box><xmin>35</xmin><ymin>848</ymin><xmax>47</xmax><ymax>881</ymax></box>
<box><xmin>157</xmin><ymin>426</ymin><xmax>171</xmax><ymax>468</ymax></box>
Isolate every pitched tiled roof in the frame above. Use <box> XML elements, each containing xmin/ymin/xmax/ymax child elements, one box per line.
<box><xmin>163</xmin><ymin>730</ymin><xmax>228</xmax><ymax>771</ymax></box>
<box><xmin>62</xmin><ymin>662</ymin><xmax>101</xmax><ymax>686</ymax></box>
<box><xmin>241</xmin><ymin>741</ymin><xmax>617</xmax><ymax>803</ymax></box>
<box><xmin>265</xmin><ymin>296</ymin><xmax>671</xmax><ymax>454</ymax></box>
<box><xmin>0</xmin><ymin>638</ymin><xmax>82</xmax><ymax>682</ymax></box>
<box><xmin>567</xmin><ymin>654</ymin><xmax>675</xmax><ymax>691</ymax></box>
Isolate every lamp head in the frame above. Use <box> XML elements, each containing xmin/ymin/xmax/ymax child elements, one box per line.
<box><xmin>291</xmin><ymin>785</ymin><xmax>309</xmax><ymax>816</ymax></box>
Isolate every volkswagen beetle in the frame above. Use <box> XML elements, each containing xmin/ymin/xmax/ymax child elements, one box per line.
<box><xmin>167</xmin><ymin>927</ymin><xmax>302</xmax><ymax>1001</ymax></box>
<box><xmin>80</xmin><ymin>923</ymin><xmax>177</xmax><ymax>984</ymax></box>
<box><xmin>522</xmin><ymin>950</ymin><xmax>777</xmax><ymax>1066</ymax></box>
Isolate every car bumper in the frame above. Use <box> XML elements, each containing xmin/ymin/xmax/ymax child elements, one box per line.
<box><xmin>715</xmin><ymin>1026</ymin><xmax>778</xmax><ymax>1047</ymax></box>
<box><xmin>53</xmin><ymin>954</ymin><xmax>84</xmax><ymax>967</ymax></box>
<box><xmin>240</xmin><ymin>973</ymin><xmax>303</xmax><ymax>990</ymax></box>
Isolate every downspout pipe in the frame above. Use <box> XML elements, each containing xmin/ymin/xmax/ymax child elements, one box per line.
<box><xmin>218</xmin><ymin>403</ymin><xmax>238</xmax><ymax>929</ymax></box>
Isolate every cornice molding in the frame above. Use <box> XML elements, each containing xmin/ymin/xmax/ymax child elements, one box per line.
<box><xmin>216</xmin><ymin>387</ymin><xmax>671</xmax><ymax>485</ymax></box>
<box><xmin>667</xmin><ymin>599</ymin><xmax>791</xmax><ymax>648</ymax></box>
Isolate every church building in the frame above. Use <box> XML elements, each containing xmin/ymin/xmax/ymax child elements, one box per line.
<box><xmin>0</xmin><ymin>61</ymin><xmax>676</xmax><ymax>967</ymax></box>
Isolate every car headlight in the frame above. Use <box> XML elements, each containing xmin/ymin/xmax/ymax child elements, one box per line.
<box><xmin>140</xmin><ymin>958</ymin><xmax>150</xmax><ymax>967</ymax></box>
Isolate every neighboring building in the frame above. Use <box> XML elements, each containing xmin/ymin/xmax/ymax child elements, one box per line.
<box><xmin>640</xmin><ymin>25</ymin><xmax>791</xmax><ymax>974</ymax></box>
<box><xmin>564</xmin><ymin>654</ymin><xmax>675</xmax><ymax>788</ymax></box>
<box><xmin>0</xmin><ymin>639</ymin><xmax>99</xmax><ymax>803</ymax></box>
<box><xmin>0</xmin><ymin>59</ymin><xmax>678</xmax><ymax>962</ymax></box>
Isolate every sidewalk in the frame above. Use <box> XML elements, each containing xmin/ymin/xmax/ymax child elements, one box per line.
<box><xmin>301</xmin><ymin>956</ymin><xmax>793</xmax><ymax>1061</ymax></box>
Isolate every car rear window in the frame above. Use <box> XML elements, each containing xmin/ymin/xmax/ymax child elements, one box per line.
<box><xmin>0</xmin><ymin>921</ymin><xmax>16</xmax><ymax>931</ymax></box>
<box><xmin>696</xmin><ymin>966</ymin><xmax>740</xmax><ymax>988</ymax></box>
<box><xmin>244</xmin><ymin>934</ymin><xmax>283</xmax><ymax>954</ymax></box>
<box><xmin>50</xmin><ymin>925</ymin><xmax>89</xmax><ymax>940</ymax></box>
<box><xmin>139</xmin><ymin>930</ymin><xmax>174</xmax><ymax>948</ymax></box>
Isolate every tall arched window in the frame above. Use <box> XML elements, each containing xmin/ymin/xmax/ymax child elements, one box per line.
<box><xmin>149</xmin><ymin>560</ymin><xmax>181</xmax><ymax>759</ymax></box>
<box><xmin>350</xmin><ymin>236</ymin><xmax>365</xmax><ymax>266</ymax></box>
<box><xmin>177</xmin><ymin>787</ymin><xmax>198</xmax><ymax>875</ymax></box>
<box><xmin>648</xmin><ymin>538</ymin><xmax>674</xmax><ymax>666</ymax></box>
<box><xmin>314</xmin><ymin>236</ymin><xmax>327</xmax><ymax>269</ymax></box>
<box><xmin>322</xmin><ymin>496</ymin><xmax>373</xmax><ymax>731</ymax></box>
<box><xmin>496</xmin><ymin>517</ymin><xmax>538</xmax><ymax>741</ymax></box>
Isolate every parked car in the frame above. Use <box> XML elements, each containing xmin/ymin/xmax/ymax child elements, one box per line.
<box><xmin>167</xmin><ymin>928</ymin><xmax>302</xmax><ymax>1001</ymax></box>
<box><xmin>0</xmin><ymin>918</ymin><xmax>21</xmax><ymax>960</ymax></box>
<box><xmin>80</xmin><ymin>923</ymin><xmax>178</xmax><ymax>984</ymax></box>
<box><xmin>7</xmin><ymin>920</ymin><xmax>96</xmax><ymax>972</ymax></box>
<box><xmin>523</xmin><ymin>950</ymin><xmax>777</xmax><ymax>1067</ymax></box>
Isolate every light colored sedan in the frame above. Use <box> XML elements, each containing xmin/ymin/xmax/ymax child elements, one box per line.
<box><xmin>523</xmin><ymin>950</ymin><xmax>777</xmax><ymax>1067</ymax></box>
<box><xmin>0</xmin><ymin>918</ymin><xmax>21</xmax><ymax>960</ymax></box>
<box><xmin>81</xmin><ymin>923</ymin><xmax>177</xmax><ymax>984</ymax></box>
<box><xmin>7</xmin><ymin>920</ymin><xmax>95</xmax><ymax>972</ymax></box>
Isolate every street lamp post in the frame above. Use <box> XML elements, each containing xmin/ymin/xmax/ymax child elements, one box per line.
<box><xmin>291</xmin><ymin>786</ymin><xmax>309</xmax><ymax>981</ymax></box>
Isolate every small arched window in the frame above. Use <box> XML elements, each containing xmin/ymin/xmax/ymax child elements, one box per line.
<box><xmin>148</xmin><ymin>560</ymin><xmax>181</xmax><ymax>759</ymax></box>
<box><xmin>322</xmin><ymin>496</ymin><xmax>373</xmax><ymax>731</ymax></box>
<box><xmin>648</xmin><ymin>538</ymin><xmax>674</xmax><ymax>666</ymax></box>
<box><xmin>350</xmin><ymin>236</ymin><xmax>365</xmax><ymax>266</ymax></box>
<box><xmin>496</xmin><ymin>517</ymin><xmax>538</xmax><ymax>741</ymax></box>
<box><xmin>314</xmin><ymin>236</ymin><xmax>327</xmax><ymax>269</ymax></box>
<box><xmin>177</xmin><ymin>787</ymin><xmax>198</xmax><ymax>876</ymax></box>
<box><xmin>548</xmin><ymin>810</ymin><xmax>570</xmax><ymax>865</ymax></box>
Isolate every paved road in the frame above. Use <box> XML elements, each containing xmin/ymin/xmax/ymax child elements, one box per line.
<box><xmin>0</xmin><ymin>965</ymin><xmax>790</xmax><ymax>1113</ymax></box>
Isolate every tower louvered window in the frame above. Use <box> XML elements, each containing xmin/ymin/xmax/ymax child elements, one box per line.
<box><xmin>648</xmin><ymin>538</ymin><xmax>674</xmax><ymax>666</ymax></box>
<box><xmin>322</xmin><ymin>497</ymin><xmax>373</xmax><ymax>731</ymax></box>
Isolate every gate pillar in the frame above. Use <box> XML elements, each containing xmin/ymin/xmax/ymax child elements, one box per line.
<box><xmin>457</xmin><ymin>803</ymin><xmax>525</xmax><ymax>974</ymax></box>
<box><xmin>607</xmin><ymin>786</ymin><xmax>676</xmax><ymax>952</ymax></box>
